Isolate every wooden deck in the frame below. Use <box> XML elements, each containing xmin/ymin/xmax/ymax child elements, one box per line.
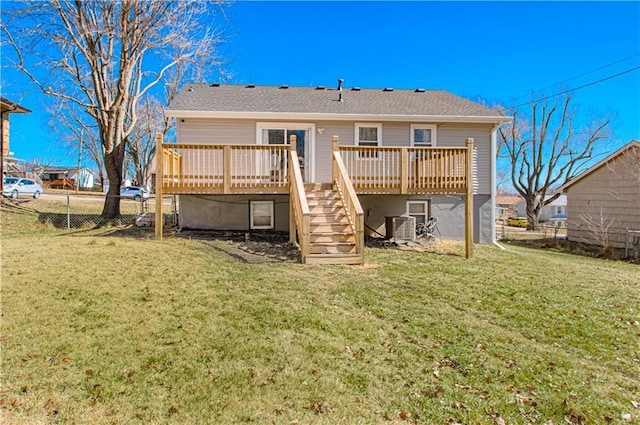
<box><xmin>156</xmin><ymin>142</ymin><xmax>470</xmax><ymax>195</ymax></box>
<box><xmin>154</xmin><ymin>135</ymin><xmax>475</xmax><ymax>261</ymax></box>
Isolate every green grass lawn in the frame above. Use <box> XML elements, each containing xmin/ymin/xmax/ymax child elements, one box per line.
<box><xmin>1</xmin><ymin>203</ymin><xmax>639</xmax><ymax>424</ymax></box>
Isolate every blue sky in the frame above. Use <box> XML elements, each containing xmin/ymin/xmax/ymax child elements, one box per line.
<box><xmin>2</xmin><ymin>1</ymin><xmax>639</xmax><ymax>167</ymax></box>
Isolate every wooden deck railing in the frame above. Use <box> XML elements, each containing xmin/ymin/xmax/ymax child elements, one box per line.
<box><xmin>338</xmin><ymin>145</ymin><xmax>468</xmax><ymax>194</ymax></box>
<box><xmin>288</xmin><ymin>139</ymin><xmax>311</xmax><ymax>262</ymax></box>
<box><xmin>332</xmin><ymin>137</ymin><xmax>365</xmax><ymax>262</ymax></box>
<box><xmin>160</xmin><ymin>143</ymin><xmax>290</xmax><ymax>193</ymax></box>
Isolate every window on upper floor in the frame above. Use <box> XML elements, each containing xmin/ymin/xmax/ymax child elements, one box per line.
<box><xmin>355</xmin><ymin>123</ymin><xmax>382</xmax><ymax>158</ymax></box>
<box><xmin>410</xmin><ymin>124</ymin><xmax>437</xmax><ymax>147</ymax></box>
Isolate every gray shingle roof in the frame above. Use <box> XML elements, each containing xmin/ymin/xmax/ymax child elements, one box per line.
<box><xmin>167</xmin><ymin>84</ymin><xmax>505</xmax><ymax>119</ymax></box>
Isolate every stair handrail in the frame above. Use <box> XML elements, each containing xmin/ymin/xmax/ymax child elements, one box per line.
<box><xmin>332</xmin><ymin>147</ymin><xmax>364</xmax><ymax>262</ymax></box>
<box><xmin>288</xmin><ymin>144</ymin><xmax>311</xmax><ymax>262</ymax></box>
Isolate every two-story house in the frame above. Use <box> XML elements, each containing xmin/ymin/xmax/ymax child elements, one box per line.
<box><xmin>156</xmin><ymin>83</ymin><xmax>510</xmax><ymax>264</ymax></box>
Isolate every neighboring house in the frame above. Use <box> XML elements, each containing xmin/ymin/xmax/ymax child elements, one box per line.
<box><xmin>1</xmin><ymin>97</ymin><xmax>31</xmax><ymax>186</ymax></box>
<box><xmin>495</xmin><ymin>195</ymin><xmax>522</xmax><ymax>220</ymax></box>
<box><xmin>514</xmin><ymin>194</ymin><xmax>567</xmax><ymax>226</ymax></box>
<box><xmin>158</xmin><ymin>83</ymin><xmax>510</xmax><ymax>263</ymax></box>
<box><xmin>561</xmin><ymin>141</ymin><xmax>640</xmax><ymax>248</ymax></box>
<box><xmin>41</xmin><ymin>166</ymin><xmax>95</xmax><ymax>190</ymax></box>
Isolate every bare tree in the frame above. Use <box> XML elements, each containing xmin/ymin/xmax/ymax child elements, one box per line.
<box><xmin>580</xmin><ymin>206</ymin><xmax>615</xmax><ymax>257</ymax></box>
<box><xmin>125</xmin><ymin>97</ymin><xmax>162</xmax><ymax>188</ymax></box>
<box><xmin>607</xmin><ymin>142</ymin><xmax>640</xmax><ymax>206</ymax></box>
<box><xmin>48</xmin><ymin>99</ymin><xmax>107</xmax><ymax>191</ymax></box>
<box><xmin>498</xmin><ymin>95</ymin><xmax>609</xmax><ymax>230</ymax></box>
<box><xmin>2</xmin><ymin>1</ymin><xmax>223</xmax><ymax>217</ymax></box>
<box><xmin>125</xmin><ymin>45</ymin><xmax>219</xmax><ymax>189</ymax></box>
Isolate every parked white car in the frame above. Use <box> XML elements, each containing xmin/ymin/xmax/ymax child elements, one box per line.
<box><xmin>2</xmin><ymin>177</ymin><xmax>43</xmax><ymax>199</ymax></box>
<box><xmin>120</xmin><ymin>186</ymin><xmax>150</xmax><ymax>202</ymax></box>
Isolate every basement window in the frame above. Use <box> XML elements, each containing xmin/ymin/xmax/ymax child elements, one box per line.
<box><xmin>406</xmin><ymin>200</ymin><xmax>430</xmax><ymax>225</ymax></box>
<box><xmin>250</xmin><ymin>200</ymin><xmax>275</xmax><ymax>230</ymax></box>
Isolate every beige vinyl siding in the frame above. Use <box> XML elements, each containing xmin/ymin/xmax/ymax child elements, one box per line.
<box><xmin>565</xmin><ymin>148</ymin><xmax>640</xmax><ymax>248</ymax></box>
<box><xmin>314</xmin><ymin>122</ymin><xmax>353</xmax><ymax>182</ymax></box>
<box><xmin>437</xmin><ymin>123</ymin><xmax>492</xmax><ymax>195</ymax></box>
<box><xmin>177</xmin><ymin>119</ymin><xmax>256</xmax><ymax>144</ymax></box>
<box><xmin>382</xmin><ymin>123</ymin><xmax>411</xmax><ymax>147</ymax></box>
<box><xmin>176</xmin><ymin>119</ymin><xmax>494</xmax><ymax>190</ymax></box>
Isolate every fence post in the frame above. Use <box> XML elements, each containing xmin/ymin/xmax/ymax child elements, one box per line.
<box><xmin>66</xmin><ymin>194</ymin><xmax>71</xmax><ymax>230</ymax></box>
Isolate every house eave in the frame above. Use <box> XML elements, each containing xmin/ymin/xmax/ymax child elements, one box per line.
<box><xmin>164</xmin><ymin>109</ymin><xmax>511</xmax><ymax>124</ymax></box>
<box><xmin>559</xmin><ymin>140</ymin><xmax>640</xmax><ymax>192</ymax></box>
<box><xmin>0</xmin><ymin>97</ymin><xmax>31</xmax><ymax>114</ymax></box>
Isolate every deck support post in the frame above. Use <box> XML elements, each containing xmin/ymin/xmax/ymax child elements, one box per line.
<box><xmin>155</xmin><ymin>133</ymin><xmax>164</xmax><ymax>240</ymax></box>
<box><xmin>400</xmin><ymin>148</ymin><xmax>408</xmax><ymax>194</ymax></box>
<box><xmin>223</xmin><ymin>145</ymin><xmax>231</xmax><ymax>194</ymax></box>
<box><xmin>289</xmin><ymin>135</ymin><xmax>297</xmax><ymax>243</ymax></box>
<box><xmin>464</xmin><ymin>138</ymin><xmax>474</xmax><ymax>258</ymax></box>
<box><xmin>332</xmin><ymin>135</ymin><xmax>339</xmax><ymax>184</ymax></box>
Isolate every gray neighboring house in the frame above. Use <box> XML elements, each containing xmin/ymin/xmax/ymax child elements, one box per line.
<box><xmin>561</xmin><ymin>141</ymin><xmax>640</xmax><ymax>248</ymax></box>
<box><xmin>161</xmin><ymin>83</ymin><xmax>510</xmax><ymax>263</ymax></box>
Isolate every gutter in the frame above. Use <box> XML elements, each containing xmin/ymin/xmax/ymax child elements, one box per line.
<box><xmin>490</xmin><ymin>122</ymin><xmax>505</xmax><ymax>249</ymax></box>
<box><xmin>164</xmin><ymin>109</ymin><xmax>512</xmax><ymax>124</ymax></box>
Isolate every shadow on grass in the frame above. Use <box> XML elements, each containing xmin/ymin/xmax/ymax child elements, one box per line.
<box><xmin>502</xmin><ymin>237</ymin><xmax>635</xmax><ymax>262</ymax></box>
<box><xmin>38</xmin><ymin>212</ymin><xmax>137</xmax><ymax>229</ymax></box>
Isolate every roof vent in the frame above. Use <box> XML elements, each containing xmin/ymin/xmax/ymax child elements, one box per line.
<box><xmin>210</xmin><ymin>83</ymin><xmax>220</xmax><ymax>87</ymax></box>
<box><xmin>351</xmin><ymin>87</ymin><xmax>361</xmax><ymax>91</ymax></box>
<box><xmin>383</xmin><ymin>87</ymin><xmax>394</xmax><ymax>92</ymax></box>
<box><xmin>188</xmin><ymin>86</ymin><xmax>193</xmax><ymax>92</ymax></box>
<box><xmin>246</xmin><ymin>84</ymin><xmax>255</xmax><ymax>88</ymax></box>
<box><xmin>315</xmin><ymin>86</ymin><xmax>325</xmax><ymax>90</ymax></box>
<box><xmin>337</xmin><ymin>78</ymin><xmax>344</xmax><ymax>91</ymax></box>
<box><xmin>280</xmin><ymin>84</ymin><xmax>289</xmax><ymax>89</ymax></box>
<box><xmin>415</xmin><ymin>88</ymin><xmax>425</xmax><ymax>93</ymax></box>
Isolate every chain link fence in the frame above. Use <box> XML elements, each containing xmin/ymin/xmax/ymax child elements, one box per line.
<box><xmin>4</xmin><ymin>193</ymin><xmax>178</xmax><ymax>230</ymax></box>
<box><xmin>496</xmin><ymin>222</ymin><xmax>567</xmax><ymax>242</ymax></box>
<box><xmin>625</xmin><ymin>230</ymin><xmax>640</xmax><ymax>263</ymax></box>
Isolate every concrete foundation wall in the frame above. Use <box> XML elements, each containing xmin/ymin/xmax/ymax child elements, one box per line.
<box><xmin>179</xmin><ymin>193</ymin><xmax>492</xmax><ymax>244</ymax></box>
<box><xmin>359</xmin><ymin>194</ymin><xmax>492</xmax><ymax>243</ymax></box>
<box><xmin>179</xmin><ymin>194</ymin><xmax>290</xmax><ymax>231</ymax></box>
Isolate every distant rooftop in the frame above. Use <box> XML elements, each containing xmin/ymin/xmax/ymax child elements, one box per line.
<box><xmin>1</xmin><ymin>97</ymin><xmax>31</xmax><ymax>114</ymax></box>
<box><xmin>166</xmin><ymin>84</ymin><xmax>509</xmax><ymax>123</ymax></box>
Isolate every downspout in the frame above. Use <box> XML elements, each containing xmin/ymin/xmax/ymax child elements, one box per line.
<box><xmin>490</xmin><ymin>122</ymin><xmax>506</xmax><ymax>250</ymax></box>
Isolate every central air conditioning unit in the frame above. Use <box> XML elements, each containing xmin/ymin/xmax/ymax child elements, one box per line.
<box><xmin>386</xmin><ymin>216</ymin><xmax>416</xmax><ymax>240</ymax></box>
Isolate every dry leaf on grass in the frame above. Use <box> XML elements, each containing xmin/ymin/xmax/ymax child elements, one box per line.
<box><xmin>312</xmin><ymin>401</ymin><xmax>333</xmax><ymax>414</ymax></box>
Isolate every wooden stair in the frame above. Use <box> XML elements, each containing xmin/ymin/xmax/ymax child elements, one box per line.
<box><xmin>303</xmin><ymin>183</ymin><xmax>363</xmax><ymax>265</ymax></box>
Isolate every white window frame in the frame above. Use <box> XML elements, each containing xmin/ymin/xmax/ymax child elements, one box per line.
<box><xmin>354</xmin><ymin>123</ymin><xmax>382</xmax><ymax>159</ymax></box>
<box><xmin>406</xmin><ymin>200</ymin><xmax>430</xmax><ymax>225</ymax></box>
<box><xmin>249</xmin><ymin>200</ymin><xmax>275</xmax><ymax>230</ymax></box>
<box><xmin>410</xmin><ymin>124</ymin><xmax>437</xmax><ymax>147</ymax></box>
<box><xmin>256</xmin><ymin>122</ymin><xmax>316</xmax><ymax>182</ymax></box>
<box><xmin>354</xmin><ymin>122</ymin><xmax>382</xmax><ymax>147</ymax></box>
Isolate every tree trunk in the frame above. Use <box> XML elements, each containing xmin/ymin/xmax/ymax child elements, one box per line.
<box><xmin>101</xmin><ymin>150</ymin><xmax>122</xmax><ymax>218</ymax></box>
<box><xmin>525</xmin><ymin>198</ymin><xmax>540</xmax><ymax>231</ymax></box>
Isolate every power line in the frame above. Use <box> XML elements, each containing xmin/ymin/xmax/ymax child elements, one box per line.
<box><xmin>504</xmin><ymin>52</ymin><xmax>640</xmax><ymax>104</ymax></box>
<box><xmin>499</xmin><ymin>65</ymin><xmax>640</xmax><ymax>112</ymax></box>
